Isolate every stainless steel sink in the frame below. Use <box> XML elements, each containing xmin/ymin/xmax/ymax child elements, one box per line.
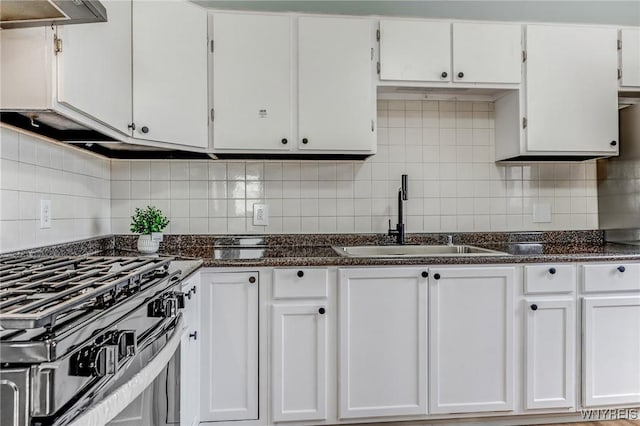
<box><xmin>332</xmin><ymin>245</ymin><xmax>509</xmax><ymax>258</ymax></box>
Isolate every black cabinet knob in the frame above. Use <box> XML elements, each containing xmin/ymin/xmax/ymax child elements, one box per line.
<box><xmin>421</xmin><ymin>271</ymin><xmax>428</xmax><ymax>278</ymax></box>
<box><xmin>457</xmin><ymin>72</ymin><xmax>464</xmax><ymax>78</ymax></box>
<box><xmin>297</xmin><ymin>270</ymin><xmax>304</xmax><ymax>278</ymax></box>
<box><xmin>434</xmin><ymin>273</ymin><xmax>441</xmax><ymax>280</ymax></box>
<box><xmin>318</xmin><ymin>307</ymin><xmax>325</xmax><ymax>315</ymax></box>
<box><xmin>141</xmin><ymin>126</ymin><xmax>149</xmax><ymax>134</ymax></box>
<box><xmin>441</xmin><ymin>71</ymin><xmax>448</xmax><ymax>78</ymax></box>
<box><xmin>531</xmin><ymin>304</ymin><xmax>538</xmax><ymax>311</ymax></box>
<box><xmin>610</xmin><ymin>141</ymin><xmax>617</xmax><ymax>146</ymax></box>
<box><xmin>549</xmin><ymin>267</ymin><xmax>556</xmax><ymax>275</ymax></box>
<box><xmin>249</xmin><ymin>276</ymin><xmax>256</xmax><ymax>283</ymax></box>
<box><xmin>302</xmin><ymin>138</ymin><xmax>309</xmax><ymax>144</ymax></box>
<box><xmin>617</xmin><ymin>266</ymin><xmax>626</xmax><ymax>273</ymax></box>
<box><xmin>189</xmin><ymin>331</ymin><xmax>198</xmax><ymax>340</ymax></box>
<box><xmin>281</xmin><ymin>138</ymin><xmax>288</xmax><ymax>144</ymax></box>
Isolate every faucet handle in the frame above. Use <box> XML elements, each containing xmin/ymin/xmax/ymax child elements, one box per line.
<box><xmin>446</xmin><ymin>235</ymin><xmax>453</xmax><ymax>246</ymax></box>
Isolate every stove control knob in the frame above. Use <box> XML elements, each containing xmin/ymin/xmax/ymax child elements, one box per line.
<box><xmin>105</xmin><ymin>330</ymin><xmax>137</xmax><ymax>358</ymax></box>
<box><xmin>70</xmin><ymin>344</ymin><xmax>118</xmax><ymax>377</ymax></box>
<box><xmin>147</xmin><ymin>296</ymin><xmax>179</xmax><ymax>318</ymax></box>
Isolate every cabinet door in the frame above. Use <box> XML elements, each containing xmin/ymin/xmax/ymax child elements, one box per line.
<box><xmin>524</xmin><ymin>299</ymin><xmax>575</xmax><ymax>410</ymax></box>
<box><xmin>583</xmin><ymin>296</ymin><xmax>640</xmax><ymax>407</ymax></box>
<box><xmin>181</xmin><ymin>276</ymin><xmax>201</xmax><ymax>426</ymax></box>
<box><xmin>621</xmin><ymin>28</ymin><xmax>640</xmax><ymax>87</ymax></box>
<box><xmin>212</xmin><ymin>13</ymin><xmax>292</xmax><ymax>151</ymax></box>
<box><xmin>272</xmin><ymin>304</ymin><xmax>327</xmax><ymax>422</ymax></box>
<box><xmin>453</xmin><ymin>23</ymin><xmax>521</xmax><ymax>84</ymax></box>
<box><xmin>298</xmin><ymin>16</ymin><xmax>375</xmax><ymax>152</ymax></box>
<box><xmin>132</xmin><ymin>0</ymin><xmax>208</xmax><ymax>148</ymax></box>
<box><xmin>200</xmin><ymin>272</ymin><xmax>259</xmax><ymax>421</ymax></box>
<box><xmin>429</xmin><ymin>266</ymin><xmax>515</xmax><ymax>414</ymax></box>
<box><xmin>338</xmin><ymin>267</ymin><xmax>428</xmax><ymax>418</ymax></box>
<box><xmin>56</xmin><ymin>0</ymin><xmax>132</xmax><ymax>135</ymax></box>
<box><xmin>379</xmin><ymin>20</ymin><xmax>451</xmax><ymax>82</ymax></box>
<box><xmin>525</xmin><ymin>25</ymin><xmax>618</xmax><ymax>154</ymax></box>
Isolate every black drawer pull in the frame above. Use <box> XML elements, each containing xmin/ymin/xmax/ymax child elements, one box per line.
<box><xmin>297</xmin><ymin>270</ymin><xmax>304</xmax><ymax>278</ymax></box>
<box><xmin>318</xmin><ymin>307</ymin><xmax>325</xmax><ymax>315</ymax></box>
<box><xmin>281</xmin><ymin>138</ymin><xmax>288</xmax><ymax>144</ymax></box>
<box><xmin>531</xmin><ymin>304</ymin><xmax>538</xmax><ymax>311</ymax></box>
<box><xmin>549</xmin><ymin>267</ymin><xmax>556</xmax><ymax>275</ymax></box>
<box><xmin>249</xmin><ymin>276</ymin><xmax>256</xmax><ymax>284</ymax></box>
<box><xmin>617</xmin><ymin>266</ymin><xmax>626</xmax><ymax>273</ymax></box>
<box><xmin>434</xmin><ymin>273</ymin><xmax>441</xmax><ymax>280</ymax></box>
<box><xmin>421</xmin><ymin>271</ymin><xmax>428</xmax><ymax>278</ymax></box>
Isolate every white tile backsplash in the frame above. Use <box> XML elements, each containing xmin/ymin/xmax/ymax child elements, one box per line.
<box><xmin>109</xmin><ymin>100</ymin><xmax>598</xmax><ymax>234</ymax></box>
<box><xmin>0</xmin><ymin>127</ymin><xmax>111</xmax><ymax>252</ymax></box>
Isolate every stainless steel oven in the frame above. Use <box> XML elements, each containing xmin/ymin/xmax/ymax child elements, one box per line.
<box><xmin>0</xmin><ymin>256</ymin><xmax>190</xmax><ymax>426</ymax></box>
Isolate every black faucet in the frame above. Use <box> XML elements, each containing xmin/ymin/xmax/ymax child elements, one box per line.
<box><xmin>388</xmin><ymin>174</ymin><xmax>408</xmax><ymax>245</ymax></box>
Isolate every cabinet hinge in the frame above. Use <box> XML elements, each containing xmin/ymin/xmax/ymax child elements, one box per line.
<box><xmin>376</xmin><ymin>29</ymin><xmax>380</xmax><ymax>42</ymax></box>
<box><xmin>371</xmin><ymin>120</ymin><xmax>374</xmax><ymax>132</ymax></box>
<box><xmin>522</xmin><ymin>117</ymin><xmax>527</xmax><ymax>129</ymax></box>
<box><xmin>617</xmin><ymin>39</ymin><xmax>622</xmax><ymax>50</ymax></box>
<box><xmin>371</xmin><ymin>47</ymin><xmax>374</xmax><ymax>61</ymax></box>
<box><xmin>210</xmin><ymin>109</ymin><xmax>214</xmax><ymax>122</ymax></box>
<box><xmin>210</xmin><ymin>40</ymin><xmax>214</xmax><ymax>52</ymax></box>
<box><xmin>618</xmin><ymin>69</ymin><xmax>622</xmax><ymax>80</ymax></box>
<box><xmin>521</xmin><ymin>50</ymin><xmax>527</xmax><ymax>62</ymax></box>
<box><xmin>376</xmin><ymin>61</ymin><xmax>380</xmax><ymax>74</ymax></box>
<box><xmin>54</xmin><ymin>35</ymin><xmax>62</xmax><ymax>55</ymax></box>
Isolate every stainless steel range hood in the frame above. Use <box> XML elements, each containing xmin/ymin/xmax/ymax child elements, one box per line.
<box><xmin>0</xmin><ymin>0</ymin><xmax>107</xmax><ymax>29</ymax></box>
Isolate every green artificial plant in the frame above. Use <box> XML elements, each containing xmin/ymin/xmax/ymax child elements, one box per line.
<box><xmin>130</xmin><ymin>206</ymin><xmax>170</xmax><ymax>235</ymax></box>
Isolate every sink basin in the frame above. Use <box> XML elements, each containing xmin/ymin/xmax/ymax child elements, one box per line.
<box><xmin>332</xmin><ymin>245</ymin><xmax>509</xmax><ymax>258</ymax></box>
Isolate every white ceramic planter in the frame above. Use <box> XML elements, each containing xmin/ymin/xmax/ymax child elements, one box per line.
<box><xmin>137</xmin><ymin>234</ymin><xmax>159</xmax><ymax>254</ymax></box>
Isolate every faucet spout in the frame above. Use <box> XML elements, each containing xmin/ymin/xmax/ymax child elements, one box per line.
<box><xmin>388</xmin><ymin>174</ymin><xmax>408</xmax><ymax>245</ymax></box>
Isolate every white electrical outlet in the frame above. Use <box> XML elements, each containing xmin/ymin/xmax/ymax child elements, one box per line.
<box><xmin>532</xmin><ymin>201</ymin><xmax>552</xmax><ymax>223</ymax></box>
<box><xmin>253</xmin><ymin>204</ymin><xmax>269</xmax><ymax>226</ymax></box>
<box><xmin>40</xmin><ymin>199</ymin><xmax>51</xmax><ymax>229</ymax></box>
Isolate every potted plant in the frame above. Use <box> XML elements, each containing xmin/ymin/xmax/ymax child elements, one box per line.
<box><xmin>130</xmin><ymin>206</ymin><xmax>170</xmax><ymax>254</ymax></box>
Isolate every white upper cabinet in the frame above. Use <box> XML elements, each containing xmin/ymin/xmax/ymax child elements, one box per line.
<box><xmin>524</xmin><ymin>24</ymin><xmax>619</xmax><ymax>154</ymax></box>
<box><xmin>379</xmin><ymin>20</ymin><xmax>451</xmax><ymax>82</ymax></box>
<box><xmin>212</xmin><ymin>13</ymin><xmax>292</xmax><ymax>151</ymax></box>
<box><xmin>620</xmin><ymin>28</ymin><xmax>640</xmax><ymax>87</ymax></box>
<box><xmin>298</xmin><ymin>16</ymin><xmax>376</xmax><ymax>152</ymax></box>
<box><xmin>379</xmin><ymin>20</ymin><xmax>521</xmax><ymax>84</ymax></box>
<box><xmin>132</xmin><ymin>0</ymin><xmax>208</xmax><ymax>148</ymax></box>
<box><xmin>56</xmin><ymin>0</ymin><xmax>132</xmax><ymax>135</ymax></box>
<box><xmin>210</xmin><ymin>13</ymin><xmax>376</xmax><ymax>155</ymax></box>
<box><xmin>452</xmin><ymin>22</ymin><xmax>522</xmax><ymax>84</ymax></box>
<box><xmin>495</xmin><ymin>24</ymin><xmax>620</xmax><ymax>160</ymax></box>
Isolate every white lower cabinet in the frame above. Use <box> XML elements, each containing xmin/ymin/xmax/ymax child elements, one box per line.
<box><xmin>338</xmin><ymin>267</ymin><xmax>428</xmax><ymax>419</ymax></box>
<box><xmin>271</xmin><ymin>304</ymin><xmax>327</xmax><ymax>422</ymax></box>
<box><xmin>582</xmin><ymin>295</ymin><xmax>640</xmax><ymax>407</ymax></box>
<box><xmin>181</xmin><ymin>273</ymin><xmax>202</xmax><ymax>426</ymax></box>
<box><xmin>524</xmin><ymin>299</ymin><xmax>575</xmax><ymax>410</ymax></box>
<box><xmin>429</xmin><ymin>266</ymin><xmax>515</xmax><ymax>414</ymax></box>
<box><xmin>200</xmin><ymin>271</ymin><xmax>259</xmax><ymax>422</ymax></box>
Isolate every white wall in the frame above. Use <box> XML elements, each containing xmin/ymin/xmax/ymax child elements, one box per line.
<box><xmin>110</xmin><ymin>100</ymin><xmax>598</xmax><ymax>235</ymax></box>
<box><xmin>0</xmin><ymin>126</ymin><xmax>111</xmax><ymax>253</ymax></box>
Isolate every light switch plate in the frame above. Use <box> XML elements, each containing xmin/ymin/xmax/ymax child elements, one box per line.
<box><xmin>253</xmin><ymin>203</ymin><xmax>269</xmax><ymax>226</ymax></box>
<box><xmin>40</xmin><ymin>199</ymin><xmax>51</xmax><ymax>229</ymax></box>
<box><xmin>532</xmin><ymin>201</ymin><xmax>552</xmax><ymax>223</ymax></box>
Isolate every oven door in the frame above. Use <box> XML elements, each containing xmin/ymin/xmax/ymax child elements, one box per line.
<box><xmin>106</xmin><ymin>338</ymin><xmax>182</xmax><ymax>426</ymax></box>
<box><xmin>0</xmin><ymin>368</ymin><xmax>30</xmax><ymax>426</ymax></box>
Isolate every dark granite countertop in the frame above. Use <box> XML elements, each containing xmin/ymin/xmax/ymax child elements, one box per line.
<box><xmin>105</xmin><ymin>232</ymin><xmax>640</xmax><ymax>267</ymax></box>
<box><xmin>5</xmin><ymin>232</ymin><xmax>640</xmax><ymax>268</ymax></box>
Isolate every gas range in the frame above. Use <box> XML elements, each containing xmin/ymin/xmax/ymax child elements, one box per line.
<box><xmin>0</xmin><ymin>255</ymin><xmax>187</xmax><ymax>426</ymax></box>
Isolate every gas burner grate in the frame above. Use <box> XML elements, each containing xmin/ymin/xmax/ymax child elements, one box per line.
<box><xmin>0</xmin><ymin>256</ymin><xmax>174</xmax><ymax>330</ymax></box>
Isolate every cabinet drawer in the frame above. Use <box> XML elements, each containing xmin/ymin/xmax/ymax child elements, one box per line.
<box><xmin>582</xmin><ymin>263</ymin><xmax>640</xmax><ymax>293</ymax></box>
<box><xmin>524</xmin><ymin>265</ymin><xmax>575</xmax><ymax>294</ymax></box>
<box><xmin>273</xmin><ymin>268</ymin><xmax>328</xmax><ymax>299</ymax></box>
